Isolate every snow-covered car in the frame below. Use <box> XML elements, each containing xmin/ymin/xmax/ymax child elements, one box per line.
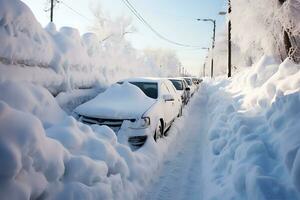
<box><xmin>169</xmin><ymin>78</ymin><xmax>190</xmax><ymax>105</ymax></box>
<box><xmin>183</xmin><ymin>77</ymin><xmax>197</xmax><ymax>96</ymax></box>
<box><xmin>74</xmin><ymin>77</ymin><xmax>182</xmax><ymax>148</ymax></box>
<box><xmin>192</xmin><ymin>77</ymin><xmax>202</xmax><ymax>89</ymax></box>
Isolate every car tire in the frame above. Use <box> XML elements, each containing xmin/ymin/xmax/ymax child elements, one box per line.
<box><xmin>154</xmin><ymin>120</ymin><xmax>163</xmax><ymax>142</ymax></box>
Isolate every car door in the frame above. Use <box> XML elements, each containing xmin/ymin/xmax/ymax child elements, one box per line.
<box><xmin>160</xmin><ymin>82</ymin><xmax>174</xmax><ymax>126</ymax></box>
<box><xmin>182</xmin><ymin>80</ymin><xmax>189</xmax><ymax>103</ymax></box>
<box><xmin>165</xmin><ymin>81</ymin><xmax>181</xmax><ymax>118</ymax></box>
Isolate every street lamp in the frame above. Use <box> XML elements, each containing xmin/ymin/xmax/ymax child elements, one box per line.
<box><xmin>219</xmin><ymin>0</ymin><xmax>232</xmax><ymax>78</ymax></box>
<box><xmin>197</xmin><ymin>18</ymin><xmax>216</xmax><ymax>78</ymax></box>
<box><xmin>201</xmin><ymin>48</ymin><xmax>209</xmax><ymax>77</ymax></box>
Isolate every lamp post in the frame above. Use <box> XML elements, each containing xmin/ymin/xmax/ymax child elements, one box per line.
<box><xmin>50</xmin><ymin>0</ymin><xmax>54</xmax><ymax>22</ymax></box>
<box><xmin>201</xmin><ymin>48</ymin><xmax>209</xmax><ymax>77</ymax></box>
<box><xmin>197</xmin><ymin>18</ymin><xmax>216</xmax><ymax>78</ymax></box>
<box><xmin>219</xmin><ymin>0</ymin><xmax>232</xmax><ymax>77</ymax></box>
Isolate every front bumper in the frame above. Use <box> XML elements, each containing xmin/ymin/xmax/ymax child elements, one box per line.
<box><xmin>118</xmin><ymin>124</ymin><xmax>154</xmax><ymax>149</ymax></box>
<box><xmin>128</xmin><ymin>135</ymin><xmax>148</xmax><ymax>148</ymax></box>
<box><xmin>78</xmin><ymin>115</ymin><xmax>153</xmax><ymax>149</ymax></box>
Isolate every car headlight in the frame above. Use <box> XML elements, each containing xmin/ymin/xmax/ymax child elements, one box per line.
<box><xmin>141</xmin><ymin>117</ymin><xmax>151</xmax><ymax>128</ymax></box>
<box><xmin>128</xmin><ymin>117</ymin><xmax>150</xmax><ymax>129</ymax></box>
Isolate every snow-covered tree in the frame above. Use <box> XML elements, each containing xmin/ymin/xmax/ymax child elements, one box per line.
<box><xmin>89</xmin><ymin>4</ymin><xmax>181</xmax><ymax>78</ymax></box>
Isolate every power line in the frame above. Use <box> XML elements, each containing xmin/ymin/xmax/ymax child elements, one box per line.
<box><xmin>121</xmin><ymin>0</ymin><xmax>203</xmax><ymax>48</ymax></box>
<box><xmin>61</xmin><ymin>1</ymin><xmax>93</xmax><ymax>22</ymax></box>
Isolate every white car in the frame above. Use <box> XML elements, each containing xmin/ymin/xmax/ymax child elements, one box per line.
<box><xmin>74</xmin><ymin>77</ymin><xmax>182</xmax><ymax>148</ymax></box>
<box><xmin>183</xmin><ymin>77</ymin><xmax>197</xmax><ymax>96</ymax></box>
<box><xmin>169</xmin><ymin>78</ymin><xmax>190</xmax><ymax>105</ymax></box>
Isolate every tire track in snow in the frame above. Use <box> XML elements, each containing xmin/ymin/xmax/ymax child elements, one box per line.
<box><xmin>143</xmin><ymin>87</ymin><xmax>210</xmax><ymax>200</ymax></box>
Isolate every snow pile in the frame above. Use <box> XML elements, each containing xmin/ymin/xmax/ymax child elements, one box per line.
<box><xmin>0</xmin><ymin>0</ymin><xmax>54</xmax><ymax>66</ymax></box>
<box><xmin>55</xmin><ymin>88</ymin><xmax>102</xmax><ymax>114</ymax></box>
<box><xmin>202</xmin><ymin>56</ymin><xmax>300</xmax><ymax>199</ymax></box>
<box><xmin>0</xmin><ymin>80</ymin><xmax>192</xmax><ymax>199</ymax></box>
<box><xmin>0</xmin><ymin>0</ymin><xmax>180</xmax><ymax>93</ymax></box>
<box><xmin>0</xmin><ymin>81</ymin><xmax>66</xmax><ymax>128</ymax></box>
<box><xmin>0</xmin><ymin>102</ymin><xmax>67</xmax><ymax>199</ymax></box>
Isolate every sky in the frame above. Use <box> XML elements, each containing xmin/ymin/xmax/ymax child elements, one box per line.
<box><xmin>21</xmin><ymin>0</ymin><xmax>226</xmax><ymax>76</ymax></box>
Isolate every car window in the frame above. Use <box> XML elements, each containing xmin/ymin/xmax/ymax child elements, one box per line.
<box><xmin>170</xmin><ymin>79</ymin><xmax>184</xmax><ymax>90</ymax></box>
<box><xmin>184</xmin><ymin>78</ymin><xmax>192</xmax><ymax>86</ymax></box>
<box><xmin>129</xmin><ymin>82</ymin><xmax>158</xmax><ymax>99</ymax></box>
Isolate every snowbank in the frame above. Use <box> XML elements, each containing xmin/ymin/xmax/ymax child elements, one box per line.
<box><xmin>202</xmin><ymin>56</ymin><xmax>300</xmax><ymax>200</ymax></box>
<box><xmin>0</xmin><ymin>79</ymin><xmax>193</xmax><ymax>199</ymax></box>
<box><xmin>0</xmin><ymin>81</ymin><xmax>66</xmax><ymax>128</ymax></box>
<box><xmin>0</xmin><ymin>0</ymin><xmax>180</xmax><ymax>93</ymax></box>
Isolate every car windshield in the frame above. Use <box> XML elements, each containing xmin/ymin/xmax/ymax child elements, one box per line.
<box><xmin>184</xmin><ymin>78</ymin><xmax>192</xmax><ymax>86</ymax></box>
<box><xmin>170</xmin><ymin>79</ymin><xmax>183</xmax><ymax>90</ymax></box>
<box><xmin>129</xmin><ymin>82</ymin><xmax>158</xmax><ymax>99</ymax></box>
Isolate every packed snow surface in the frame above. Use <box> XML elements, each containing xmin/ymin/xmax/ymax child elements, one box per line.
<box><xmin>143</xmin><ymin>56</ymin><xmax>300</xmax><ymax>200</ymax></box>
<box><xmin>74</xmin><ymin>82</ymin><xmax>155</xmax><ymax>119</ymax></box>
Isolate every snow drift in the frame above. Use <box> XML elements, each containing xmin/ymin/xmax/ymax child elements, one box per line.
<box><xmin>202</xmin><ymin>56</ymin><xmax>300</xmax><ymax>200</ymax></box>
<box><xmin>0</xmin><ymin>80</ymin><xmax>192</xmax><ymax>200</ymax></box>
<box><xmin>0</xmin><ymin>0</ymin><xmax>180</xmax><ymax>93</ymax></box>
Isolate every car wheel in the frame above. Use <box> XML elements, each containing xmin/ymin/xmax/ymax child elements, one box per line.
<box><xmin>154</xmin><ymin>120</ymin><xmax>163</xmax><ymax>142</ymax></box>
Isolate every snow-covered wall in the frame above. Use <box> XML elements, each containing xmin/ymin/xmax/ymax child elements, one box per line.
<box><xmin>0</xmin><ymin>0</ymin><xmax>181</xmax><ymax>93</ymax></box>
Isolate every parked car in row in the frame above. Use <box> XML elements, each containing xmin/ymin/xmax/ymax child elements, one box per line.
<box><xmin>192</xmin><ymin>77</ymin><xmax>203</xmax><ymax>85</ymax></box>
<box><xmin>183</xmin><ymin>77</ymin><xmax>197</xmax><ymax>96</ymax></box>
<box><xmin>74</xmin><ymin>77</ymin><xmax>182</xmax><ymax>149</ymax></box>
<box><xmin>168</xmin><ymin>78</ymin><xmax>190</xmax><ymax>105</ymax></box>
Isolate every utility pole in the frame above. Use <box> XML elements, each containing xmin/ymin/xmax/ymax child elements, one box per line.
<box><xmin>219</xmin><ymin>0</ymin><xmax>232</xmax><ymax>78</ymax></box>
<box><xmin>211</xmin><ymin>20</ymin><xmax>216</xmax><ymax>78</ymax></box>
<box><xmin>197</xmin><ymin>19</ymin><xmax>216</xmax><ymax>78</ymax></box>
<box><xmin>228</xmin><ymin>0</ymin><xmax>232</xmax><ymax>77</ymax></box>
<box><xmin>50</xmin><ymin>0</ymin><xmax>54</xmax><ymax>22</ymax></box>
<box><xmin>201</xmin><ymin>48</ymin><xmax>209</xmax><ymax>77</ymax></box>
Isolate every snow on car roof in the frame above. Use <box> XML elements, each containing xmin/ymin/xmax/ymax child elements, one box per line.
<box><xmin>74</xmin><ymin>82</ymin><xmax>156</xmax><ymax>119</ymax></box>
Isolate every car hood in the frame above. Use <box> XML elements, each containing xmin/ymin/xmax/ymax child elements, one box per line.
<box><xmin>74</xmin><ymin>82</ymin><xmax>156</xmax><ymax>119</ymax></box>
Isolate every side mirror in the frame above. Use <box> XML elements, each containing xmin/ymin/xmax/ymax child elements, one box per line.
<box><xmin>162</xmin><ymin>94</ymin><xmax>175</xmax><ymax>101</ymax></box>
<box><xmin>185</xmin><ymin>87</ymin><xmax>190</xmax><ymax>91</ymax></box>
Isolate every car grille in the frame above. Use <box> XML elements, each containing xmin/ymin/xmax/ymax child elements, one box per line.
<box><xmin>80</xmin><ymin>115</ymin><xmax>124</xmax><ymax>128</ymax></box>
